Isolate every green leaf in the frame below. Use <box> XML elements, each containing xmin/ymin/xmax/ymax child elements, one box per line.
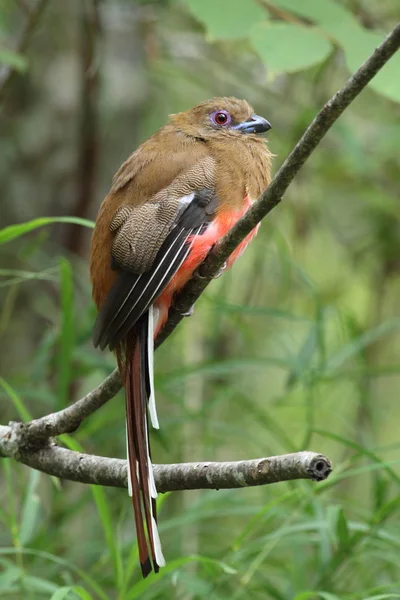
<box><xmin>73</xmin><ymin>589</ymin><xmax>93</xmax><ymax>600</ymax></box>
<box><xmin>342</xmin><ymin>29</ymin><xmax>400</xmax><ymax>104</ymax></box>
<box><xmin>0</xmin><ymin>48</ymin><xmax>27</xmax><ymax>72</ymax></box>
<box><xmin>57</xmin><ymin>259</ymin><xmax>75</xmax><ymax>409</ymax></box>
<box><xmin>0</xmin><ymin>377</ymin><xmax>32</xmax><ymax>421</ymax></box>
<box><xmin>326</xmin><ymin>319</ymin><xmax>400</xmax><ymax>372</ymax></box>
<box><xmin>250</xmin><ymin>23</ymin><xmax>332</xmax><ymax>74</ymax></box>
<box><xmin>50</xmin><ymin>586</ymin><xmax>93</xmax><ymax>600</ymax></box>
<box><xmin>335</xmin><ymin>506</ymin><xmax>349</xmax><ymax>548</ymax></box>
<box><xmin>60</xmin><ymin>436</ymin><xmax>122</xmax><ymax>588</ymax></box>
<box><xmin>0</xmin><ymin>558</ymin><xmax>21</xmax><ymax>590</ymax></box>
<box><xmin>363</xmin><ymin>596</ymin><xmax>400</xmax><ymax>600</ymax></box>
<box><xmin>19</xmin><ymin>470</ymin><xmax>41</xmax><ymax>546</ymax></box>
<box><xmin>268</xmin><ymin>0</ymin><xmax>360</xmax><ymax>45</ymax></box>
<box><xmin>0</xmin><ymin>267</ymin><xmax>59</xmax><ymax>288</ymax></box>
<box><xmin>90</xmin><ymin>485</ymin><xmax>122</xmax><ymax>587</ymax></box>
<box><xmin>0</xmin><ymin>548</ymin><xmax>107</xmax><ymax>600</ymax></box>
<box><xmin>286</xmin><ymin>322</ymin><xmax>318</xmax><ymax>387</ymax></box>
<box><xmin>0</xmin><ymin>217</ymin><xmax>94</xmax><ymax>246</ymax></box>
<box><xmin>127</xmin><ymin>555</ymin><xmax>237</xmax><ymax>598</ymax></box>
<box><xmin>22</xmin><ymin>575</ymin><xmax>59</xmax><ymax>593</ymax></box>
<box><xmin>314</xmin><ymin>430</ymin><xmax>400</xmax><ymax>487</ymax></box>
<box><xmin>294</xmin><ymin>593</ymin><xmax>342</xmax><ymax>600</ymax></box>
<box><xmin>50</xmin><ymin>589</ymin><xmax>75</xmax><ymax>600</ymax></box>
<box><xmin>212</xmin><ymin>298</ymin><xmax>311</xmax><ymax>321</ymax></box>
<box><xmin>184</xmin><ymin>0</ymin><xmax>266</xmax><ymax>40</ymax></box>
<box><xmin>160</xmin><ymin>356</ymin><xmax>296</xmax><ymax>388</ymax></box>
<box><xmin>269</xmin><ymin>0</ymin><xmax>400</xmax><ymax>103</ymax></box>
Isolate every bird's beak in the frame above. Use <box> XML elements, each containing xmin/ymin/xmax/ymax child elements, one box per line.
<box><xmin>234</xmin><ymin>114</ymin><xmax>272</xmax><ymax>134</ymax></box>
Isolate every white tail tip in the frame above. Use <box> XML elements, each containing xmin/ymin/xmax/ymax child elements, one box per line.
<box><xmin>152</xmin><ymin>516</ymin><xmax>166</xmax><ymax>567</ymax></box>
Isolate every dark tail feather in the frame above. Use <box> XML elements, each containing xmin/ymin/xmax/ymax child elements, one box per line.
<box><xmin>125</xmin><ymin>311</ymin><xmax>165</xmax><ymax>578</ymax></box>
<box><xmin>125</xmin><ymin>363</ymin><xmax>152</xmax><ymax>578</ymax></box>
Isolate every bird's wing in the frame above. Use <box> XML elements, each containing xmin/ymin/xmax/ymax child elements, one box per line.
<box><xmin>93</xmin><ymin>187</ymin><xmax>218</xmax><ymax>351</ymax></box>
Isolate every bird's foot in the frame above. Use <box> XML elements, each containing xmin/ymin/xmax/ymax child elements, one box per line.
<box><xmin>181</xmin><ymin>305</ymin><xmax>195</xmax><ymax>317</ymax></box>
<box><xmin>213</xmin><ymin>261</ymin><xmax>227</xmax><ymax>279</ymax></box>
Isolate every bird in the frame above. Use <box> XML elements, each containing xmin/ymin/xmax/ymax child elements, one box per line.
<box><xmin>90</xmin><ymin>97</ymin><xmax>273</xmax><ymax>577</ymax></box>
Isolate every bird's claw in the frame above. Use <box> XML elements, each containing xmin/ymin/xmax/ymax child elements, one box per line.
<box><xmin>181</xmin><ymin>305</ymin><xmax>195</xmax><ymax>317</ymax></box>
<box><xmin>213</xmin><ymin>261</ymin><xmax>227</xmax><ymax>279</ymax></box>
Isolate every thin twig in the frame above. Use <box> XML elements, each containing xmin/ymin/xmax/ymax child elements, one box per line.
<box><xmin>0</xmin><ymin>425</ymin><xmax>332</xmax><ymax>491</ymax></box>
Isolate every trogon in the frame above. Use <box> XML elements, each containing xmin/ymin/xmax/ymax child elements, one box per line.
<box><xmin>90</xmin><ymin>97</ymin><xmax>273</xmax><ymax>577</ymax></box>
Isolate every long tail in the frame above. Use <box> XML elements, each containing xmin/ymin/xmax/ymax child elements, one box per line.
<box><xmin>124</xmin><ymin>306</ymin><xmax>165</xmax><ymax>577</ymax></box>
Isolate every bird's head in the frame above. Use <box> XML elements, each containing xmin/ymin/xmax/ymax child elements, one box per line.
<box><xmin>169</xmin><ymin>97</ymin><xmax>271</xmax><ymax>140</ymax></box>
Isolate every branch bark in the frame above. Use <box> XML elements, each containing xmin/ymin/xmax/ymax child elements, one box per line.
<box><xmin>0</xmin><ymin>423</ymin><xmax>331</xmax><ymax>490</ymax></box>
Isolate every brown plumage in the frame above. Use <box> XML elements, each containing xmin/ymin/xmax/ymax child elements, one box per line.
<box><xmin>90</xmin><ymin>97</ymin><xmax>273</xmax><ymax>577</ymax></box>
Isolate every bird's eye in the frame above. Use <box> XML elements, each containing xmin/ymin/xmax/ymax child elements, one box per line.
<box><xmin>211</xmin><ymin>110</ymin><xmax>231</xmax><ymax>127</ymax></box>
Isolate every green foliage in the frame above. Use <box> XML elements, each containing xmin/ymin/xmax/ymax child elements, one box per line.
<box><xmin>0</xmin><ymin>377</ymin><xmax>32</xmax><ymax>421</ymax></box>
<box><xmin>184</xmin><ymin>0</ymin><xmax>265</xmax><ymax>40</ymax></box>
<box><xmin>0</xmin><ymin>48</ymin><xmax>27</xmax><ymax>71</ymax></box>
<box><xmin>50</xmin><ymin>587</ymin><xmax>93</xmax><ymax>600</ymax></box>
<box><xmin>0</xmin><ymin>217</ymin><xmax>94</xmax><ymax>246</ymax></box>
<box><xmin>57</xmin><ymin>259</ymin><xmax>75</xmax><ymax>409</ymax></box>
<box><xmin>271</xmin><ymin>0</ymin><xmax>400</xmax><ymax>103</ymax></box>
<box><xmin>183</xmin><ymin>0</ymin><xmax>400</xmax><ymax>102</ymax></box>
<box><xmin>250</xmin><ymin>23</ymin><xmax>332</xmax><ymax>73</ymax></box>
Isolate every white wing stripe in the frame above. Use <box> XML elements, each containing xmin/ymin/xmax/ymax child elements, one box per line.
<box><xmin>114</xmin><ymin>228</ymin><xmax>191</xmax><ymax>337</ymax></box>
<box><xmin>126</xmin><ymin>422</ymin><xmax>133</xmax><ymax>497</ymax></box>
<box><xmin>105</xmin><ymin>224</ymin><xmax>182</xmax><ymax>335</ymax></box>
<box><xmin>147</xmin><ymin>305</ymin><xmax>159</xmax><ymax>429</ymax></box>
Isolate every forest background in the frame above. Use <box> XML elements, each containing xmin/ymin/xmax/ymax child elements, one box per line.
<box><xmin>0</xmin><ymin>1</ymin><xmax>400</xmax><ymax>599</ymax></box>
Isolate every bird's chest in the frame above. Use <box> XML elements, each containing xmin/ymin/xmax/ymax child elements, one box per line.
<box><xmin>175</xmin><ymin>195</ymin><xmax>257</xmax><ymax>280</ymax></box>
<box><xmin>153</xmin><ymin>196</ymin><xmax>259</xmax><ymax>335</ymax></box>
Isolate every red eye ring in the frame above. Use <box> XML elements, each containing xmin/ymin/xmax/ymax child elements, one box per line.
<box><xmin>211</xmin><ymin>110</ymin><xmax>231</xmax><ymax>127</ymax></box>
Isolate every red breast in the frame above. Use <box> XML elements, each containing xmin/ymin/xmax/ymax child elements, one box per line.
<box><xmin>153</xmin><ymin>196</ymin><xmax>259</xmax><ymax>336</ymax></box>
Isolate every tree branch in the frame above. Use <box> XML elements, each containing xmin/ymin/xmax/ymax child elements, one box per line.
<box><xmin>0</xmin><ymin>423</ymin><xmax>331</xmax><ymax>490</ymax></box>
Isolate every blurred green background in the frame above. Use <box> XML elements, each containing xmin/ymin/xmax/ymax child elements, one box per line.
<box><xmin>1</xmin><ymin>1</ymin><xmax>400</xmax><ymax>598</ymax></box>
